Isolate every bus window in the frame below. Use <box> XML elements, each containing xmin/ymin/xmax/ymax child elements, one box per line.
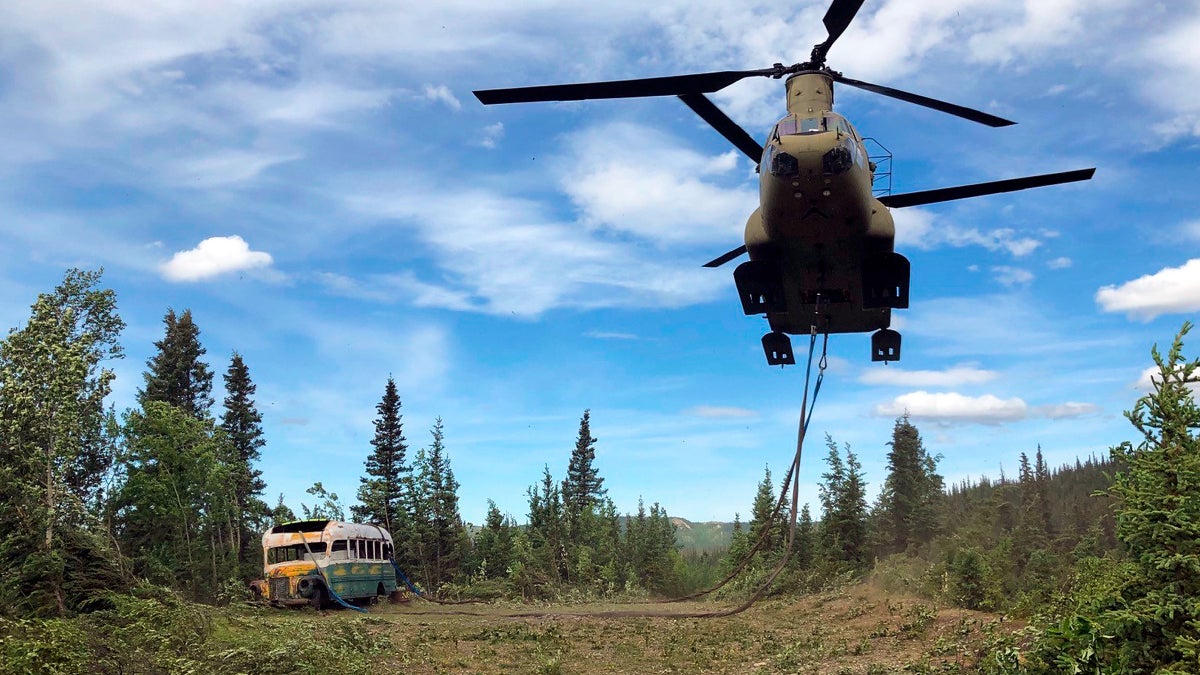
<box><xmin>384</xmin><ymin>543</ymin><xmax>393</xmax><ymax>560</ymax></box>
<box><xmin>330</xmin><ymin>539</ymin><xmax>348</xmax><ymax>560</ymax></box>
<box><xmin>267</xmin><ymin>543</ymin><xmax>327</xmax><ymax>564</ymax></box>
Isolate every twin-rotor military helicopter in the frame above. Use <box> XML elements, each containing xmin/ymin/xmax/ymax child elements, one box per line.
<box><xmin>473</xmin><ymin>0</ymin><xmax>1094</xmax><ymax>366</ymax></box>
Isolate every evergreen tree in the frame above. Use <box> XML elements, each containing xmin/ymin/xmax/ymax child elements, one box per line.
<box><xmin>352</xmin><ymin>377</ymin><xmax>409</xmax><ymax>536</ymax></box>
<box><xmin>748</xmin><ymin>465</ymin><xmax>784</xmax><ymax>559</ymax></box>
<box><xmin>876</xmin><ymin>415</ymin><xmax>943</xmax><ymax>555</ymax></box>
<box><xmin>818</xmin><ymin>434</ymin><xmax>846</xmax><ymax>555</ymax></box>
<box><xmin>561</xmin><ymin>409</ymin><xmax>606</xmax><ymax>539</ymax></box>
<box><xmin>138</xmin><ymin>308</ymin><xmax>213</xmax><ymax>419</ymax></box>
<box><xmin>721</xmin><ymin>513</ymin><xmax>749</xmax><ymax>577</ymax></box>
<box><xmin>471</xmin><ymin>500</ymin><xmax>515</xmax><ymax>580</ymax></box>
<box><xmin>0</xmin><ymin>269</ymin><xmax>127</xmax><ymax>616</ymax></box>
<box><xmin>414</xmin><ymin>417</ymin><xmax>468</xmax><ymax>589</ymax></box>
<box><xmin>1095</xmin><ymin>323</ymin><xmax>1200</xmax><ymax>671</ymax></box>
<box><xmin>818</xmin><ymin>435</ymin><xmax>869</xmax><ymax>568</ymax></box>
<box><xmin>219</xmin><ymin>352</ymin><xmax>267</xmax><ymax>568</ymax></box>
<box><xmin>794</xmin><ymin>503</ymin><xmax>815</xmax><ymax>570</ymax></box>
<box><xmin>527</xmin><ymin>465</ymin><xmax>566</xmax><ymax>582</ymax></box>
<box><xmin>1033</xmin><ymin>445</ymin><xmax>1053</xmax><ymax>537</ymax></box>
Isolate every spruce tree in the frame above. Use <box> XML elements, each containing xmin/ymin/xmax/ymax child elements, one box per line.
<box><xmin>472</xmin><ymin>500</ymin><xmax>514</xmax><ymax>580</ymax></box>
<box><xmin>876</xmin><ymin>415</ymin><xmax>943</xmax><ymax>555</ymax></box>
<box><xmin>219</xmin><ymin>352</ymin><xmax>267</xmax><ymax>567</ymax></box>
<box><xmin>1098</xmin><ymin>323</ymin><xmax>1200</xmax><ymax>671</ymax></box>
<box><xmin>414</xmin><ymin>417</ymin><xmax>468</xmax><ymax>588</ymax></box>
<box><xmin>748</xmin><ymin>465</ymin><xmax>783</xmax><ymax>558</ymax></box>
<box><xmin>353</xmin><ymin>377</ymin><xmax>409</xmax><ymax>536</ymax></box>
<box><xmin>818</xmin><ymin>434</ymin><xmax>846</xmax><ymax>555</ymax></box>
<box><xmin>139</xmin><ymin>308</ymin><xmax>213</xmax><ymax>419</ymax></box>
<box><xmin>819</xmin><ymin>435</ymin><xmax>869</xmax><ymax>568</ymax></box>
<box><xmin>839</xmin><ymin>447</ymin><xmax>869</xmax><ymax>568</ymax></box>
<box><xmin>562</xmin><ymin>410</ymin><xmax>606</xmax><ymax>536</ymax></box>
<box><xmin>794</xmin><ymin>503</ymin><xmax>814</xmax><ymax>570</ymax></box>
<box><xmin>527</xmin><ymin>465</ymin><xmax>566</xmax><ymax>581</ymax></box>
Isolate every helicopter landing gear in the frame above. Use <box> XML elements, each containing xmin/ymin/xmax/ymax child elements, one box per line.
<box><xmin>734</xmin><ymin>260</ymin><xmax>786</xmax><ymax>315</ymax></box>
<box><xmin>862</xmin><ymin>252</ymin><xmax>910</xmax><ymax>309</ymax></box>
<box><xmin>871</xmin><ymin>328</ymin><xmax>901</xmax><ymax>362</ymax></box>
<box><xmin>762</xmin><ymin>331</ymin><xmax>796</xmax><ymax>366</ymax></box>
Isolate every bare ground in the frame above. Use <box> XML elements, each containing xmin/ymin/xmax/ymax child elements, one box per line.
<box><xmin>289</xmin><ymin>582</ymin><xmax>1020</xmax><ymax>674</ymax></box>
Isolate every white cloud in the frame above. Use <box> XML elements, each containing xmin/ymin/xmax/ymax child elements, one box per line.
<box><xmin>1095</xmin><ymin>259</ymin><xmax>1200</xmax><ymax>320</ymax></box>
<box><xmin>1133</xmin><ymin>365</ymin><xmax>1158</xmax><ymax>390</ymax></box>
<box><xmin>161</xmin><ymin>235</ymin><xmax>274</xmax><ymax>282</ymax></box>
<box><xmin>480</xmin><ymin>122</ymin><xmax>504</xmax><ymax>149</ymax></box>
<box><xmin>1138</xmin><ymin>12</ymin><xmax>1200</xmax><ymax>140</ymax></box>
<box><xmin>584</xmin><ymin>330</ymin><xmax>639</xmax><ymax>340</ymax></box>
<box><xmin>875</xmin><ymin>391</ymin><xmax>1028</xmax><ymax>424</ymax></box>
<box><xmin>893</xmin><ymin>208</ymin><xmax>1042</xmax><ymax>257</ymax></box>
<box><xmin>559</xmin><ymin>122</ymin><xmax>756</xmax><ymax>246</ymax></box>
<box><xmin>1047</xmin><ymin>256</ymin><xmax>1072</xmax><ymax>269</ymax></box>
<box><xmin>341</xmin><ymin>174</ymin><xmax>730</xmax><ymax>317</ymax></box>
<box><xmin>1034</xmin><ymin>402</ymin><xmax>1100</xmax><ymax>419</ymax></box>
<box><xmin>859</xmin><ymin>364</ymin><xmax>999</xmax><ymax>388</ymax></box>
<box><xmin>317</xmin><ymin>271</ymin><xmax>478</xmax><ymax>312</ymax></box>
<box><xmin>1133</xmin><ymin>365</ymin><xmax>1200</xmax><ymax>395</ymax></box>
<box><xmin>162</xmin><ymin>148</ymin><xmax>301</xmax><ymax>188</ymax></box>
<box><xmin>992</xmin><ymin>266</ymin><xmax>1034</xmax><ymax>287</ymax></box>
<box><xmin>687</xmin><ymin>405</ymin><xmax>758</xmax><ymax>419</ymax></box>
<box><xmin>422</xmin><ymin>84</ymin><xmax>461</xmax><ymax>111</ymax></box>
<box><xmin>875</xmin><ymin>390</ymin><xmax>1102</xmax><ymax>424</ymax></box>
<box><xmin>966</xmin><ymin>0</ymin><xmax>1098</xmax><ymax>66</ymax></box>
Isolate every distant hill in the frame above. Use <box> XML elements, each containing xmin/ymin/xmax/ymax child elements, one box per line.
<box><xmin>670</xmin><ymin>518</ymin><xmax>734</xmax><ymax>552</ymax></box>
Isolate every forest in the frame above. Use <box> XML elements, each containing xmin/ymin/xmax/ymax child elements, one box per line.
<box><xmin>1</xmin><ymin>268</ymin><xmax>1198</xmax><ymax>673</ymax></box>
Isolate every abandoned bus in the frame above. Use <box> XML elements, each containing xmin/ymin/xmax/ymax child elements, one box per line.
<box><xmin>253</xmin><ymin>519</ymin><xmax>398</xmax><ymax>608</ymax></box>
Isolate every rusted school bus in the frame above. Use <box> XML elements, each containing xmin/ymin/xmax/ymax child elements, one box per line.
<box><xmin>254</xmin><ymin>519</ymin><xmax>399</xmax><ymax>608</ymax></box>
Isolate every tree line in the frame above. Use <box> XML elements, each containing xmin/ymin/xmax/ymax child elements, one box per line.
<box><xmin>3</xmin><ymin>269</ymin><xmax>1198</xmax><ymax>671</ymax></box>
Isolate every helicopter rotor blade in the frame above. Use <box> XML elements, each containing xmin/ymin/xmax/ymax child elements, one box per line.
<box><xmin>474</xmin><ymin>69</ymin><xmax>778</xmax><ymax>105</ymax></box>
<box><xmin>703</xmin><ymin>245</ymin><xmax>748</xmax><ymax>268</ymax></box>
<box><xmin>879</xmin><ymin>168</ymin><xmax>1096</xmax><ymax>209</ymax></box>
<box><xmin>822</xmin><ymin>0</ymin><xmax>867</xmax><ymax>48</ymax></box>
<box><xmin>831</xmin><ymin>73</ymin><xmax>1016</xmax><ymax>127</ymax></box>
<box><xmin>678</xmin><ymin>94</ymin><xmax>763</xmax><ymax>162</ymax></box>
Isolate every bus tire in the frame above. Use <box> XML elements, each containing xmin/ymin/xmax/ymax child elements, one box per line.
<box><xmin>310</xmin><ymin>585</ymin><xmax>326</xmax><ymax>610</ymax></box>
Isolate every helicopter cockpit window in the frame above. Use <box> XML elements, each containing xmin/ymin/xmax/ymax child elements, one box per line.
<box><xmin>774</xmin><ymin>116</ymin><xmax>826</xmax><ymax>138</ymax></box>
<box><xmin>825</xmin><ymin>116</ymin><xmax>852</xmax><ymax>137</ymax></box>
<box><xmin>799</xmin><ymin>117</ymin><xmax>823</xmax><ymax>134</ymax></box>
<box><xmin>774</xmin><ymin>116</ymin><xmax>798</xmax><ymax>137</ymax></box>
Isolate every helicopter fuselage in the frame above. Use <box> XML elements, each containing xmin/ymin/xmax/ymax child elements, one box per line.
<box><xmin>737</xmin><ymin>72</ymin><xmax>902</xmax><ymax>348</ymax></box>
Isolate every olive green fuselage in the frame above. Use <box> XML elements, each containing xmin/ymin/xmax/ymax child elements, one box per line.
<box><xmin>746</xmin><ymin>72</ymin><xmax>895</xmax><ymax>335</ymax></box>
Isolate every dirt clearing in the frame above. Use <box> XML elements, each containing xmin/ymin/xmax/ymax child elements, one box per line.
<box><xmin>300</xmin><ymin>582</ymin><xmax>1017</xmax><ymax>674</ymax></box>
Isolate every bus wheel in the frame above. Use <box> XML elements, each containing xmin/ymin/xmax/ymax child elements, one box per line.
<box><xmin>310</xmin><ymin>586</ymin><xmax>326</xmax><ymax>610</ymax></box>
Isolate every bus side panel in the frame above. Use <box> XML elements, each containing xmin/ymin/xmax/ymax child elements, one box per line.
<box><xmin>325</xmin><ymin>562</ymin><xmax>398</xmax><ymax>599</ymax></box>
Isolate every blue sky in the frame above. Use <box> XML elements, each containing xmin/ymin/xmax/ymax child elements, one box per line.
<box><xmin>2</xmin><ymin>0</ymin><xmax>1199</xmax><ymax>524</ymax></box>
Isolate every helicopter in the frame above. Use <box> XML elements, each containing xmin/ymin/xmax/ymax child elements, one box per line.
<box><xmin>473</xmin><ymin>0</ymin><xmax>1095</xmax><ymax>366</ymax></box>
